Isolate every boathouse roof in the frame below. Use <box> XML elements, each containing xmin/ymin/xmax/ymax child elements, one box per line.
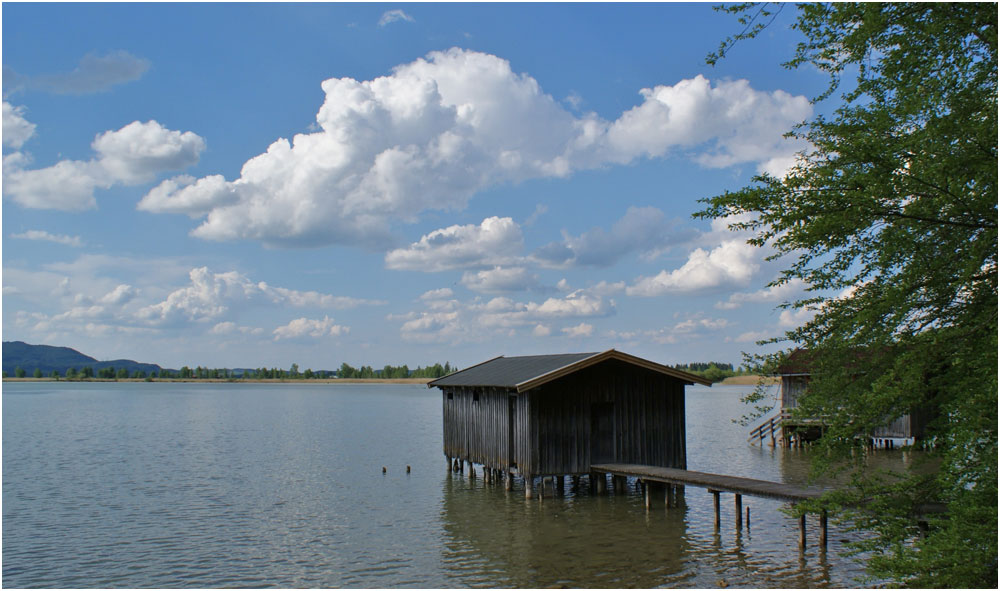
<box><xmin>429</xmin><ymin>349</ymin><xmax>712</xmax><ymax>392</ymax></box>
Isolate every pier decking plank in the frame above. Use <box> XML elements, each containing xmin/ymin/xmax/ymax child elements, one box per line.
<box><xmin>591</xmin><ymin>463</ymin><xmax>830</xmax><ymax>502</ymax></box>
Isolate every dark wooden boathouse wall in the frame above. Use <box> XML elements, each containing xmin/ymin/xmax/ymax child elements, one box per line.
<box><xmin>441</xmin><ymin>358</ymin><xmax>687</xmax><ymax>477</ymax></box>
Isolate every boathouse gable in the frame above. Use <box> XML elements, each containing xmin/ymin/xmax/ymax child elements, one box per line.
<box><xmin>432</xmin><ymin>350</ymin><xmax>710</xmax><ymax>479</ymax></box>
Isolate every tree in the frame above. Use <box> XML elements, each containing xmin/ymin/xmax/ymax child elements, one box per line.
<box><xmin>702</xmin><ymin>4</ymin><xmax>996</xmax><ymax>587</ymax></box>
<box><xmin>32</xmin><ymin>368</ymin><xmax>42</xmax><ymax>378</ymax></box>
<box><xmin>15</xmin><ymin>367</ymin><xmax>25</xmax><ymax>378</ymax></box>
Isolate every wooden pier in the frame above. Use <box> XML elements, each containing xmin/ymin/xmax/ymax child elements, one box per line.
<box><xmin>591</xmin><ymin>463</ymin><xmax>831</xmax><ymax>548</ymax></box>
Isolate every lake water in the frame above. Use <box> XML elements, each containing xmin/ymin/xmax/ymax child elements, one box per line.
<box><xmin>2</xmin><ymin>382</ymin><xmax>900</xmax><ymax>588</ymax></box>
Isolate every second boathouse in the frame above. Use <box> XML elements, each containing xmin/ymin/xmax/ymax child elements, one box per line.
<box><xmin>429</xmin><ymin>349</ymin><xmax>711</xmax><ymax>497</ymax></box>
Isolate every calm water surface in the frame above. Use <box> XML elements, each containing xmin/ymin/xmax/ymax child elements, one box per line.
<box><xmin>2</xmin><ymin>382</ymin><xmax>907</xmax><ymax>587</ymax></box>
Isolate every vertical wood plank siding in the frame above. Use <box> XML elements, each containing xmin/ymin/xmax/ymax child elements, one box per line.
<box><xmin>442</xmin><ymin>359</ymin><xmax>688</xmax><ymax>476</ymax></box>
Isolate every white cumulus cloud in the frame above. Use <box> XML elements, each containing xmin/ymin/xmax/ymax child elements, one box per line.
<box><xmin>2</xmin><ymin>102</ymin><xmax>36</xmax><ymax>148</ymax></box>
<box><xmin>137</xmin><ymin>267</ymin><xmax>383</xmax><ymax>326</ymax></box>
<box><xmin>562</xmin><ymin>322</ymin><xmax>594</xmax><ymax>338</ymax></box>
<box><xmin>460</xmin><ymin>266</ymin><xmax>538</xmax><ymax>293</ymax></box>
<box><xmin>273</xmin><ymin>316</ymin><xmax>349</xmax><ymax>341</ymax></box>
<box><xmin>386</xmin><ymin>216</ymin><xmax>523</xmax><ymax>271</ymax></box>
<box><xmin>137</xmin><ymin>49</ymin><xmax>809</xmax><ymax>248</ymax></box>
<box><xmin>4</xmin><ymin>120</ymin><xmax>205</xmax><ymax>210</ymax></box>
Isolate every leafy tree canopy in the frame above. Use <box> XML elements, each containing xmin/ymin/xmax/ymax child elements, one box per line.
<box><xmin>701</xmin><ymin>3</ymin><xmax>996</xmax><ymax>587</ymax></box>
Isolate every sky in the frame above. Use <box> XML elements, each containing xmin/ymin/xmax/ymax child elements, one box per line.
<box><xmin>2</xmin><ymin>2</ymin><xmax>831</xmax><ymax>371</ymax></box>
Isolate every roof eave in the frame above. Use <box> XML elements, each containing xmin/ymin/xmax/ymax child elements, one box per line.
<box><xmin>427</xmin><ymin>355</ymin><xmax>505</xmax><ymax>388</ymax></box>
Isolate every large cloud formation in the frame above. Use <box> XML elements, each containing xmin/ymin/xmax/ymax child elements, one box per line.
<box><xmin>140</xmin><ymin>48</ymin><xmax>810</xmax><ymax>248</ymax></box>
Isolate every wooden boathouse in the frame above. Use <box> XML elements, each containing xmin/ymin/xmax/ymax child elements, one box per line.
<box><xmin>750</xmin><ymin>348</ymin><xmax>931</xmax><ymax>447</ymax></box>
<box><xmin>429</xmin><ymin>349</ymin><xmax>711</xmax><ymax>498</ymax></box>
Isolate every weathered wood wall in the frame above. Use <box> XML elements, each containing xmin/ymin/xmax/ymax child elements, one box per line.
<box><xmin>442</xmin><ymin>358</ymin><xmax>687</xmax><ymax>476</ymax></box>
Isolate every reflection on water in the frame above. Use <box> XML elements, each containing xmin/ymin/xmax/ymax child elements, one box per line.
<box><xmin>2</xmin><ymin>382</ymin><xmax>895</xmax><ymax>587</ymax></box>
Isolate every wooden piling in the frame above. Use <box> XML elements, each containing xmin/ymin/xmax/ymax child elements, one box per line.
<box><xmin>735</xmin><ymin>494</ymin><xmax>743</xmax><ymax>530</ymax></box>
<box><xmin>820</xmin><ymin>509</ymin><xmax>828</xmax><ymax>548</ymax></box>
<box><xmin>799</xmin><ymin>513</ymin><xmax>807</xmax><ymax>549</ymax></box>
<box><xmin>448</xmin><ymin>457</ymin><xmax>453</xmax><ymax>472</ymax></box>
<box><xmin>644</xmin><ymin>480</ymin><xmax>652</xmax><ymax>510</ymax></box>
<box><xmin>505</xmin><ymin>470</ymin><xmax>513</xmax><ymax>491</ymax></box>
<box><xmin>595</xmin><ymin>473</ymin><xmax>607</xmax><ymax>495</ymax></box>
<box><xmin>525</xmin><ymin>474</ymin><xmax>533</xmax><ymax>499</ymax></box>
<box><xmin>712</xmin><ymin>490</ymin><xmax>721</xmax><ymax>528</ymax></box>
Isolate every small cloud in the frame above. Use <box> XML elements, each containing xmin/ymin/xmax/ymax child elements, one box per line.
<box><xmin>420</xmin><ymin>287</ymin><xmax>454</xmax><ymax>301</ymax></box>
<box><xmin>565</xmin><ymin>92</ymin><xmax>583</xmax><ymax>111</ymax></box>
<box><xmin>273</xmin><ymin>315</ymin><xmax>349</xmax><ymax>341</ymax></box>
<box><xmin>562</xmin><ymin>322</ymin><xmax>594</xmax><ymax>338</ymax></box>
<box><xmin>532</xmin><ymin>324</ymin><xmax>551</xmax><ymax>337</ymax></box>
<box><xmin>378</xmin><ymin>9</ymin><xmax>414</xmax><ymax>27</ymax></box>
<box><xmin>4</xmin><ymin>51</ymin><xmax>150</xmax><ymax>96</ymax></box>
<box><xmin>524</xmin><ymin>203</ymin><xmax>548</xmax><ymax>227</ymax></box>
<box><xmin>10</xmin><ymin>230</ymin><xmax>83</xmax><ymax>247</ymax></box>
<box><xmin>3</xmin><ymin>102</ymin><xmax>36</xmax><ymax>148</ymax></box>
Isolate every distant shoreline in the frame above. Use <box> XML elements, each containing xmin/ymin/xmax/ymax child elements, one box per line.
<box><xmin>3</xmin><ymin>376</ymin><xmax>774</xmax><ymax>386</ymax></box>
<box><xmin>718</xmin><ymin>375</ymin><xmax>779</xmax><ymax>385</ymax></box>
<box><xmin>2</xmin><ymin>377</ymin><xmax>434</xmax><ymax>385</ymax></box>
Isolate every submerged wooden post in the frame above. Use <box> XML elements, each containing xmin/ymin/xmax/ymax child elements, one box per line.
<box><xmin>799</xmin><ymin>513</ymin><xmax>807</xmax><ymax>549</ymax></box>
<box><xmin>505</xmin><ymin>471</ymin><xmax>513</xmax><ymax>491</ymax></box>
<box><xmin>820</xmin><ymin>510</ymin><xmax>828</xmax><ymax>548</ymax></box>
<box><xmin>712</xmin><ymin>490</ymin><xmax>721</xmax><ymax>528</ymax></box>
<box><xmin>525</xmin><ymin>474</ymin><xmax>533</xmax><ymax>499</ymax></box>
<box><xmin>735</xmin><ymin>494</ymin><xmax>743</xmax><ymax>530</ymax></box>
<box><xmin>468</xmin><ymin>461</ymin><xmax>475</xmax><ymax>479</ymax></box>
<box><xmin>595</xmin><ymin>472</ymin><xmax>607</xmax><ymax>495</ymax></box>
<box><xmin>448</xmin><ymin>456</ymin><xmax>453</xmax><ymax>472</ymax></box>
<box><xmin>644</xmin><ymin>480</ymin><xmax>652</xmax><ymax>510</ymax></box>
<box><xmin>556</xmin><ymin>475</ymin><xmax>565</xmax><ymax>495</ymax></box>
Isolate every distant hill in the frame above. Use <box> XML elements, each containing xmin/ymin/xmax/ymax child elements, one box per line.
<box><xmin>2</xmin><ymin>341</ymin><xmax>162</xmax><ymax>376</ymax></box>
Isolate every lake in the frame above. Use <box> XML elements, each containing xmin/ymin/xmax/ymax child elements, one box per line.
<box><xmin>2</xmin><ymin>382</ymin><xmax>900</xmax><ymax>587</ymax></box>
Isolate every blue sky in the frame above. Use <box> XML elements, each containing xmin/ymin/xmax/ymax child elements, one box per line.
<box><xmin>2</xmin><ymin>3</ymin><xmax>829</xmax><ymax>371</ymax></box>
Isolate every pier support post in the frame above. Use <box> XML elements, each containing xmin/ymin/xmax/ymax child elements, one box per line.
<box><xmin>557</xmin><ymin>475</ymin><xmax>565</xmax><ymax>495</ymax></box>
<box><xmin>644</xmin><ymin>481</ymin><xmax>652</xmax><ymax>510</ymax></box>
<box><xmin>468</xmin><ymin>461</ymin><xmax>475</xmax><ymax>479</ymax></box>
<box><xmin>665</xmin><ymin>484</ymin><xmax>673</xmax><ymax>509</ymax></box>
<box><xmin>505</xmin><ymin>471</ymin><xmax>513</xmax><ymax>491</ymax></box>
<box><xmin>711</xmin><ymin>490</ymin><xmax>721</xmax><ymax>529</ymax></box>
<box><xmin>820</xmin><ymin>510</ymin><xmax>828</xmax><ymax>548</ymax></box>
<box><xmin>525</xmin><ymin>474</ymin><xmax>533</xmax><ymax>499</ymax></box>
<box><xmin>799</xmin><ymin>513</ymin><xmax>807</xmax><ymax>549</ymax></box>
<box><xmin>735</xmin><ymin>494</ymin><xmax>743</xmax><ymax>530</ymax></box>
<box><xmin>448</xmin><ymin>456</ymin><xmax>453</xmax><ymax>472</ymax></box>
<box><xmin>595</xmin><ymin>473</ymin><xmax>607</xmax><ymax>495</ymax></box>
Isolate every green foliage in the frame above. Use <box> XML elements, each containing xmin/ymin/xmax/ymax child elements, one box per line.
<box><xmin>702</xmin><ymin>3</ymin><xmax>996</xmax><ymax>586</ymax></box>
<box><xmin>32</xmin><ymin>368</ymin><xmax>42</xmax><ymax>378</ymax></box>
<box><xmin>672</xmin><ymin>361</ymin><xmax>746</xmax><ymax>383</ymax></box>
<box><xmin>15</xmin><ymin>367</ymin><xmax>25</xmax><ymax>378</ymax></box>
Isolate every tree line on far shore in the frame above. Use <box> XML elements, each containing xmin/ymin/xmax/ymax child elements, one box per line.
<box><xmin>672</xmin><ymin>362</ymin><xmax>750</xmax><ymax>383</ymax></box>
<box><xmin>2</xmin><ymin>361</ymin><xmax>458</xmax><ymax>381</ymax></box>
